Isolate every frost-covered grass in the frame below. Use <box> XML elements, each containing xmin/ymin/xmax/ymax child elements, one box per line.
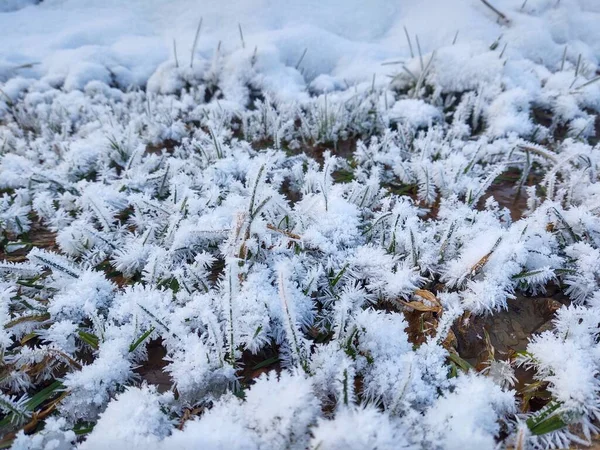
<box><xmin>2</xmin><ymin>1</ymin><xmax>600</xmax><ymax>449</ymax></box>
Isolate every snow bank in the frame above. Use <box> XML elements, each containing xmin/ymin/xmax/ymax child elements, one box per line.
<box><xmin>2</xmin><ymin>0</ymin><xmax>600</xmax><ymax>104</ymax></box>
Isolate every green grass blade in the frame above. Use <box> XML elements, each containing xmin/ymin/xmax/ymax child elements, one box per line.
<box><xmin>129</xmin><ymin>327</ymin><xmax>155</xmax><ymax>353</ymax></box>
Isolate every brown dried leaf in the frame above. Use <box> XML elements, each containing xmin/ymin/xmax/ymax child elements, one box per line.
<box><xmin>5</xmin><ymin>313</ymin><xmax>51</xmax><ymax>328</ymax></box>
<box><xmin>414</xmin><ymin>289</ymin><xmax>439</xmax><ymax>304</ymax></box>
<box><xmin>469</xmin><ymin>237</ymin><xmax>502</xmax><ymax>277</ymax></box>
<box><xmin>441</xmin><ymin>328</ymin><xmax>457</xmax><ymax>351</ymax></box>
<box><xmin>399</xmin><ymin>299</ymin><xmax>442</xmax><ymax>314</ymax></box>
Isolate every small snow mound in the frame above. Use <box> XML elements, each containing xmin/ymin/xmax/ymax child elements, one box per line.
<box><xmin>389</xmin><ymin>99</ymin><xmax>442</xmax><ymax>128</ymax></box>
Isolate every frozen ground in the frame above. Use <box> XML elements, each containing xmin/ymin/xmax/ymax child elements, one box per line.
<box><xmin>2</xmin><ymin>0</ymin><xmax>600</xmax><ymax>449</ymax></box>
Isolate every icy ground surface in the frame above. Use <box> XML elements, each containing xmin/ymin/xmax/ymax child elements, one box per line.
<box><xmin>2</xmin><ymin>0</ymin><xmax>600</xmax><ymax>449</ymax></box>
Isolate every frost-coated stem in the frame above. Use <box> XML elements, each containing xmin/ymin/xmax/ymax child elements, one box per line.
<box><xmin>190</xmin><ymin>17</ymin><xmax>203</xmax><ymax>68</ymax></box>
<box><xmin>403</xmin><ymin>26</ymin><xmax>414</xmax><ymax>58</ymax></box>
<box><xmin>173</xmin><ymin>39</ymin><xmax>179</xmax><ymax>68</ymax></box>
<box><xmin>479</xmin><ymin>0</ymin><xmax>510</xmax><ymax>24</ymax></box>
<box><xmin>238</xmin><ymin>23</ymin><xmax>245</xmax><ymax>49</ymax></box>
<box><xmin>28</xmin><ymin>249</ymin><xmax>79</xmax><ymax>278</ymax></box>
<box><xmin>295</xmin><ymin>48</ymin><xmax>308</xmax><ymax>70</ymax></box>
<box><xmin>277</xmin><ymin>267</ymin><xmax>307</xmax><ymax>372</ymax></box>
<box><xmin>224</xmin><ymin>260</ymin><xmax>238</xmax><ymax>364</ymax></box>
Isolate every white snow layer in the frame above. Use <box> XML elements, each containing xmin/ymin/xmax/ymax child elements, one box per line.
<box><xmin>1</xmin><ymin>0</ymin><xmax>600</xmax><ymax>100</ymax></box>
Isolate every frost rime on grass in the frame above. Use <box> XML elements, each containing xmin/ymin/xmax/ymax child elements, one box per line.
<box><xmin>2</xmin><ymin>2</ymin><xmax>600</xmax><ymax>448</ymax></box>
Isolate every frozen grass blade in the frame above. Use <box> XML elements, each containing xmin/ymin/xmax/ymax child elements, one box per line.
<box><xmin>517</xmin><ymin>144</ymin><xmax>558</xmax><ymax>164</ymax></box>
<box><xmin>404</xmin><ymin>25</ymin><xmax>414</xmax><ymax>58</ymax></box>
<box><xmin>479</xmin><ymin>0</ymin><xmax>510</xmax><ymax>24</ymax></box>
<box><xmin>78</xmin><ymin>331</ymin><xmax>99</xmax><ymax>350</ymax></box>
<box><xmin>574</xmin><ymin>75</ymin><xmax>600</xmax><ymax>91</ymax></box>
<box><xmin>415</xmin><ymin>35</ymin><xmax>424</xmax><ymax>71</ymax></box>
<box><xmin>569</xmin><ymin>53</ymin><xmax>582</xmax><ymax>88</ymax></box>
<box><xmin>381</xmin><ymin>60</ymin><xmax>404</xmax><ymax>66</ymax></box>
<box><xmin>173</xmin><ymin>39</ymin><xmax>179</xmax><ymax>68</ymax></box>
<box><xmin>238</xmin><ymin>23</ymin><xmax>245</xmax><ymax>49</ymax></box>
<box><xmin>499</xmin><ymin>43</ymin><xmax>507</xmax><ymax>58</ymax></box>
<box><xmin>526</xmin><ymin>402</ymin><xmax>568</xmax><ymax>436</ymax></box>
<box><xmin>129</xmin><ymin>327</ymin><xmax>155</xmax><ymax>352</ymax></box>
<box><xmin>295</xmin><ymin>48</ymin><xmax>308</xmax><ymax>70</ymax></box>
<box><xmin>0</xmin><ymin>394</ymin><xmax>30</xmax><ymax>425</ymax></box>
<box><xmin>401</xmin><ymin>65</ymin><xmax>418</xmax><ymax>82</ymax></box>
<box><xmin>190</xmin><ymin>18</ymin><xmax>203</xmax><ymax>68</ymax></box>
<box><xmin>28</xmin><ymin>249</ymin><xmax>80</xmax><ymax>279</ymax></box>
<box><xmin>412</xmin><ymin>50</ymin><xmax>436</xmax><ymax>98</ymax></box>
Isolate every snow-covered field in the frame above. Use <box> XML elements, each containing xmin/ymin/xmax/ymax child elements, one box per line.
<box><xmin>2</xmin><ymin>0</ymin><xmax>600</xmax><ymax>448</ymax></box>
